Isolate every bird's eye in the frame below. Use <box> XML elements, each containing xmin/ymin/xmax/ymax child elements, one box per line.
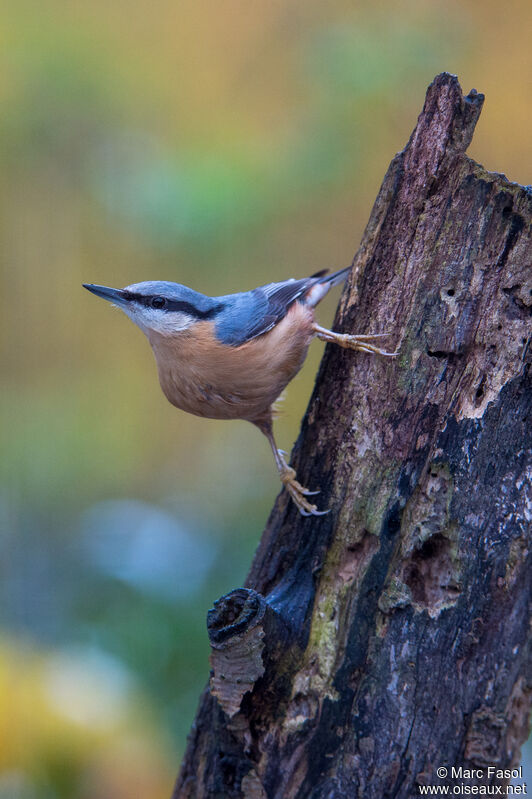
<box><xmin>151</xmin><ymin>296</ymin><xmax>167</xmax><ymax>310</ymax></box>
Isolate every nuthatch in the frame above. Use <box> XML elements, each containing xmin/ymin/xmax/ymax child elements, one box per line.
<box><xmin>84</xmin><ymin>268</ymin><xmax>394</xmax><ymax>515</ymax></box>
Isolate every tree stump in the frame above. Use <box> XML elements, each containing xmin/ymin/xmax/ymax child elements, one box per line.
<box><xmin>174</xmin><ymin>73</ymin><xmax>531</xmax><ymax>799</ymax></box>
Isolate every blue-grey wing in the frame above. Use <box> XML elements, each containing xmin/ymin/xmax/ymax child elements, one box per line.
<box><xmin>214</xmin><ymin>274</ymin><xmax>325</xmax><ymax>347</ymax></box>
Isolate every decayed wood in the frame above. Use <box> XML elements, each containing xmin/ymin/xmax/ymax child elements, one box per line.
<box><xmin>174</xmin><ymin>73</ymin><xmax>531</xmax><ymax>799</ymax></box>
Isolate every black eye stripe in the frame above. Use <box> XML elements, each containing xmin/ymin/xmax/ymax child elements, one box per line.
<box><xmin>125</xmin><ymin>292</ymin><xmax>223</xmax><ymax>320</ymax></box>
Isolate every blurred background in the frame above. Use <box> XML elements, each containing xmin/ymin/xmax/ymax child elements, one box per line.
<box><xmin>1</xmin><ymin>1</ymin><xmax>530</xmax><ymax>796</ymax></box>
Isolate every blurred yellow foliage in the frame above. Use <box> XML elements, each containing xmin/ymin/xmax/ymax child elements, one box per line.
<box><xmin>0</xmin><ymin>639</ymin><xmax>174</xmax><ymax>799</ymax></box>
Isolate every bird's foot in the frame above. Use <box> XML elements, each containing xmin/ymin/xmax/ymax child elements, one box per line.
<box><xmin>313</xmin><ymin>324</ymin><xmax>397</xmax><ymax>356</ymax></box>
<box><xmin>280</xmin><ymin>466</ymin><xmax>329</xmax><ymax>517</ymax></box>
<box><xmin>335</xmin><ymin>332</ymin><xmax>397</xmax><ymax>356</ymax></box>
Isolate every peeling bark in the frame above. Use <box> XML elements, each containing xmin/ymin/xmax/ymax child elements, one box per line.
<box><xmin>173</xmin><ymin>73</ymin><xmax>531</xmax><ymax>799</ymax></box>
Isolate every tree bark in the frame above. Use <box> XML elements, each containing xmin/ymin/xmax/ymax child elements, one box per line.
<box><xmin>173</xmin><ymin>73</ymin><xmax>532</xmax><ymax>799</ymax></box>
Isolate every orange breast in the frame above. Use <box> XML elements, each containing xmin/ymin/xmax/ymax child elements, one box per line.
<box><xmin>147</xmin><ymin>302</ymin><xmax>315</xmax><ymax>422</ymax></box>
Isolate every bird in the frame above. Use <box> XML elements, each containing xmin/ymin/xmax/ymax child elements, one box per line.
<box><xmin>83</xmin><ymin>268</ymin><xmax>395</xmax><ymax>515</ymax></box>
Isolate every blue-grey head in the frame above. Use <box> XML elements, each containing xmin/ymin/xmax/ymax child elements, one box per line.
<box><xmin>83</xmin><ymin>280</ymin><xmax>223</xmax><ymax>337</ymax></box>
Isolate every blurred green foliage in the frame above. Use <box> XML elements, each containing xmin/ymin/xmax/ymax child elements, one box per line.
<box><xmin>1</xmin><ymin>1</ymin><xmax>530</xmax><ymax>796</ymax></box>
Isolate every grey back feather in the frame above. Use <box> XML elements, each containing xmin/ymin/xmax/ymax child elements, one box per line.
<box><xmin>214</xmin><ymin>268</ymin><xmax>349</xmax><ymax>347</ymax></box>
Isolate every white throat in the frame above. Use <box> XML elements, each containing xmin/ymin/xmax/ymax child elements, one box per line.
<box><xmin>121</xmin><ymin>305</ymin><xmax>194</xmax><ymax>336</ymax></box>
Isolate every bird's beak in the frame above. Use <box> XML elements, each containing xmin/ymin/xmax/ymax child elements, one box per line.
<box><xmin>83</xmin><ymin>284</ymin><xmax>129</xmax><ymax>306</ymax></box>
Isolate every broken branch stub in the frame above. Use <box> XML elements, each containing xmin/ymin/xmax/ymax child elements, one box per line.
<box><xmin>208</xmin><ymin>588</ymin><xmax>299</xmax><ymax>719</ymax></box>
<box><xmin>208</xmin><ymin>589</ymin><xmax>267</xmax><ymax>718</ymax></box>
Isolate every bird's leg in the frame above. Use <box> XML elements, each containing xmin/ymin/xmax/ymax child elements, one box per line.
<box><xmin>254</xmin><ymin>418</ymin><xmax>328</xmax><ymax>517</ymax></box>
<box><xmin>312</xmin><ymin>323</ymin><xmax>397</xmax><ymax>356</ymax></box>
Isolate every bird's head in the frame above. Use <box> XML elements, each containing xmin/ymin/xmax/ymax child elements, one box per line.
<box><xmin>83</xmin><ymin>280</ymin><xmax>222</xmax><ymax>337</ymax></box>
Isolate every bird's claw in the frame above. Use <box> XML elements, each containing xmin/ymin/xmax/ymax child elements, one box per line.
<box><xmin>280</xmin><ymin>467</ymin><xmax>328</xmax><ymax>516</ymax></box>
<box><xmin>314</xmin><ymin>325</ymin><xmax>398</xmax><ymax>357</ymax></box>
<box><xmin>338</xmin><ymin>331</ymin><xmax>397</xmax><ymax>357</ymax></box>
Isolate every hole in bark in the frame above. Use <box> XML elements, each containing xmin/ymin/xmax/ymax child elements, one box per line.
<box><xmin>503</xmin><ymin>284</ymin><xmax>531</xmax><ymax>318</ymax></box>
<box><xmin>403</xmin><ymin>534</ymin><xmax>460</xmax><ymax>609</ymax></box>
<box><xmin>440</xmin><ymin>284</ymin><xmax>459</xmax><ymax>304</ymax></box>
<box><xmin>426</xmin><ymin>349</ymin><xmax>462</xmax><ymax>364</ymax></box>
<box><xmin>475</xmin><ymin>376</ymin><xmax>486</xmax><ymax>402</ymax></box>
<box><xmin>339</xmin><ymin>531</ymin><xmax>379</xmax><ymax>584</ymax></box>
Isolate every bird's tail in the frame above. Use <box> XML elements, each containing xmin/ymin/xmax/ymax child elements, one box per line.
<box><xmin>305</xmin><ymin>265</ymin><xmax>351</xmax><ymax>307</ymax></box>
